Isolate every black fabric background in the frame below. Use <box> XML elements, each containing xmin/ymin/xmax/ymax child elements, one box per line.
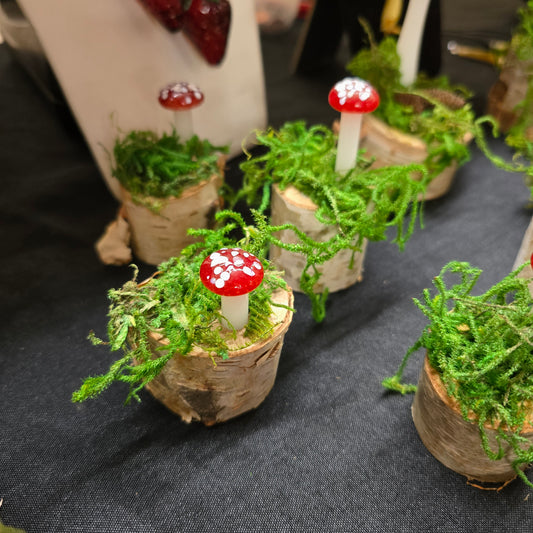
<box><xmin>2</xmin><ymin>3</ymin><xmax>533</xmax><ymax>531</ymax></box>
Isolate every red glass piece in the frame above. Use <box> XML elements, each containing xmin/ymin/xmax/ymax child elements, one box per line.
<box><xmin>328</xmin><ymin>77</ymin><xmax>380</xmax><ymax>114</ymax></box>
<box><xmin>200</xmin><ymin>248</ymin><xmax>264</xmax><ymax>297</ymax></box>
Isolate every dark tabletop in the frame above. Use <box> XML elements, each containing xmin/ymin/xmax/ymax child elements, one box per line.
<box><xmin>2</xmin><ymin>2</ymin><xmax>533</xmax><ymax>532</ymax></box>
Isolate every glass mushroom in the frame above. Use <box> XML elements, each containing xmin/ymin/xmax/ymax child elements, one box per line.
<box><xmin>328</xmin><ymin>77</ymin><xmax>380</xmax><ymax>173</ymax></box>
<box><xmin>158</xmin><ymin>81</ymin><xmax>204</xmax><ymax>140</ymax></box>
<box><xmin>200</xmin><ymin>247</ymin><xmax>264</xmax><ymax>330</ymax></box>
<box><xmin>396</xmin><ymin>0</ymin><xmax>431</xmax><ymax>86</ymax></box>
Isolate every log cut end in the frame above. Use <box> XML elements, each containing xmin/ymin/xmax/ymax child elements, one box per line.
<box><xmin>144</xmin><ymin>287</ymin><xmax>294</xmax><ymax>425</ymax></box>
<box><xmin>412</xmin><ymin>356</ymin><xmax>533</xmax><ymax>484</ymax></box>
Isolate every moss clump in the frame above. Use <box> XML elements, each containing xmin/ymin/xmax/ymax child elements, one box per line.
<box><xmin>384</xmin><ymin>261</ymin><xmax>533</xmax><ymax>486</ymax></box>
<box><xmin>236</xmin><ymin>122</ymin><xmax>426</xmax><ymax>248</ymax></box>
<box><xmin>230</xmin><ymin>121</ymin><xmax>427</xmax><ymax>320</ymax></box>
<box><xmin>112</xmin><ymin>129</ymin><xmax>227</xmax><ymax>206</ymax></box>
<box><xmin>510</xmin><ymin>0</ymin><xmax>533</xmax><ymax>63</ymax></box>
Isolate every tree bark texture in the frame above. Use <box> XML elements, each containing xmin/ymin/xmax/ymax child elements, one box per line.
<box><xmin>412</xmin><ymin>356</ymin><xmax>533</xmax><ymax>483</ymax></box>
<box><xmin>269</xmin><ymin>184</ymin><xmax>366</xmax><ymax>294</ymax></box>
<box><xmin>143</xmin><ymin>287</ymin><xmax>294</xmax><ymax>426</ymax></box>
<box><xmin>359</xmin><ymin>114</ymin><xmax>470</xmax><ymax>201</ymax></box>
<box><xmin>121</xmin><ymin>172</ymin><xmax>222</xmax><ymax>266</ymax></box>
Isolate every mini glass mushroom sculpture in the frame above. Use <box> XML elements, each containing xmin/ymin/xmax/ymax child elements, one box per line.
<box><xmin>396</xmin><ymin>0</ymin><xmax>431</xmax><ymax>86</ymax></box>
<box><xmin>158</xmin><ymin>81</ymin><xmax>204</xmax><ymax>139</ymax></box>
<box><xmin>200</xmin><ymin>247</ymin><xmax>264</xmax><ymax>330</ymax></box>
<box><xmin>328</xmin><ymin>77</ymin><xmax>380</xmax><ymax>173</ymax></box>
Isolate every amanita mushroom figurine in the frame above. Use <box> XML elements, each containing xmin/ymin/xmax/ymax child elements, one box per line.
<box><xmin>396</xmin><ymin>0</ymin><xmax>431</xmax><ymax>86</ymax></box>
<box><xmin>158</xmin><ymin>81</ymin><xmax>204</xmax><ymax>139</ymax></box>
<box><xmin>200</xmin><ymin>247</ymin><xmax>264</xmax><ymax>330</ymax></box>
<box><xmin>328</xmin><ymin>77</ymin><xmax>380</xmax><ymax>173</ymax></box>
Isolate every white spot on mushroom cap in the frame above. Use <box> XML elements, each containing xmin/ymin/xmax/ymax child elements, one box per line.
<box><xmin>159</xmin><ymin>82</ymin><xmax>204</xmax><ymax>108</ymax></box>
<box><xmin>169</xmin><ymin>81</ymin><xmax>202</xmax><ymax>95</ymax></box>
<box><xmin>243</xmin><ymin>266</ymin><xmax>255</xmax><ymax>277</ymax></box>
<box><xmin>210</xmin><ymin>254</ymin><xmax>230</xmax><ymax>268</ymax></box>
<box><xmin>334</xmin><ymin>77</ymin><xmax>373</xmax><ymax>105</ymax></box>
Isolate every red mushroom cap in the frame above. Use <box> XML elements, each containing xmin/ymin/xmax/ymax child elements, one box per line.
<box><xmin>200</xmin><ymin>248</ymin><xmax>264</xmax><ymax>297</ymax></box>
<box><xmin>328</xmin><ymin>77</ymin><xmax>379</xmax><ymax>114</ymax></box>
<box><xmin>158</xmin><ymin>82</ymin><xmax>204</xmax><ymax>110</ymax></box>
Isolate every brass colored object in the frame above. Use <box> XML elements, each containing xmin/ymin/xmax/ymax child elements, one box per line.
<box><xmin>380</xmin><ymin>0</ymin><xmax>403</xmax><ymax>35</ymax></box>
<box><xmin>447</xmin><ymin>40</ymin><xmax>505</xmax><ymax>67</ymax></box>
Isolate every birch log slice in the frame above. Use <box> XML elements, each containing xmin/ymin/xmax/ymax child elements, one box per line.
<box><xmin>412</xmin><ymin>356</ymin><xmax>533</xmax><ymax>483</ymax></box>
<box><xmin>360</xmin><ymin>114</ymin><xmax>472</xmax><ymax>201</ymax></box>
<box><xmin>121</xmin><ymin>172</ymin><xmax>222</xmax><ymax>266</ymax></box>
<box><xmin>269</xmin><ymin>184</ymin><xmax>367</xmax><ymax>294</ymax></box>
<box><xmin>143</xmin><ymin>287</ymin><xmax>294</xmax><ymax>426</ymax></box>
<box><xmin>488</xmin><ymin>54</ymin><xmax>532</xmax><ymax>132</ymax></box>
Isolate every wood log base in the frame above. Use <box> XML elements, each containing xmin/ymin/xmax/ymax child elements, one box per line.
<box><xmin>269</xmin><ymin>184</ymin><xmax>366</xmax><ymax>294</ymax></box>
<box><xmin>121</xmin><ymin>172</ymin><xmax>222</xmax><ymax>266</ymax></box>
<box><xmin>487</xmin><ymin>54</ymin><xmax>532</xmax><ymax>133</ymax></box>
<box><xmin>412</xmin><ymin>356</ymin><xmax>533</xmax><ymax>484</ymax></box>
<box><xmin>143</xmin><ymin>287</ymin><xmax>294</xmax><ymax>425</ymax></box>
<box><xmin>359</xmin><ymin>114</ymin><xmax>471</xmax><ymax>201</ymax></box>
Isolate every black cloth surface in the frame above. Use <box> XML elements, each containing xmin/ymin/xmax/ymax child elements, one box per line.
<box><xmin>2</xmin><ymin>6</ymin><xmax>533</xmax><ymax>532</ymax></box>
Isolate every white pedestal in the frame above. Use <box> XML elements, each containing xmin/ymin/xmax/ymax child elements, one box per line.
<box><xmin>17</xmin><ymin>0</ymin><xmax>267</xmax><ymax>198</ymax></box>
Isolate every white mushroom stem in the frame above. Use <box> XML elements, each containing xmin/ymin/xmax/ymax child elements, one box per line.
<box><xmin>335</xmin><ymin>112</ymin><xmax>362</xmax><ymax>173</ymax></box>
<box><xmin>221</xmin><ymin>294</ymin><xmax>249</xmax><ymax>330</ymax></box>
<box><xmin>396</xmin><ymin>0</ymin><xmax>431</xmax><ymax>86</ymax></box>
<box><xmin>174</xmin><ymin>111</ymin><xmax>194</xmax><ymax>140</ymax></box>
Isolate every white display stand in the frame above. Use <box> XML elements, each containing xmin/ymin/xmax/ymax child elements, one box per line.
<box><xmin>17</xmin><ymin>0</ymin><xmax>267</xmax><ymax>199</ymax></box>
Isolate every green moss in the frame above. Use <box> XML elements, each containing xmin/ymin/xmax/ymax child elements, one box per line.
<box><xmin>511</xmin><ymin>0</ymin><xmax>533</xmax><ymax>63</ymax></box>
<box><xmin>111</xmin><ymin>129</ymin><xmax>227</xmax><ymax>209</ymax></box>
<box><xmin>384</xmin><ymin>261</ymin><xmax>533</xmax><ymax>486</ymax></box>
<box><xmin>237</xmin><ymin>121</ymin><xmax>426</xmax><ymax>246</ymax></box>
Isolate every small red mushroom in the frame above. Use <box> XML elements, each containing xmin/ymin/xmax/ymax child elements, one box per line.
<box><xmin>158</xmin><ymin>81</ymin><xmax>204</xmax><ymax>139</ymax></box>
<box><xmin>200</xmin><ymin>247</ymin><xmax>264</xmax><ymax>330</ymax></box>
<box><xmin>328</xmin><ymin>77</ymin><xmax>379</xmax><ymax>173</ymax></box>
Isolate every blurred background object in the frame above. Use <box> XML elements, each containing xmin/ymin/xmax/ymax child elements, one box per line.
<box><xmin>255</xmin><ymin>0</ymin><xmax>301</xmax><ymax>34</ymax></box>
<box><xmin>0</xmin><ymin>0</ymin><xmax>64</xmax><ymax>104</ymax></box>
